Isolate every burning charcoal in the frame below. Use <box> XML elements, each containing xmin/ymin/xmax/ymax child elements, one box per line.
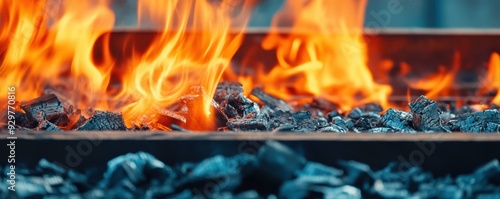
<box><xmin>210</xmin><ymin>100</ymin><xmax>230</xmax><ymax>128</ymax></box>
<box><xmin>223</xmin><ymin>103</ymin><xmax>239</xmax><ymax>119</ymax></box>
<box><xmin>213</xmin><ymin>81</ymin><xmax>244</xmax><ymax>104</ymax></box>
<box><xmin>226</xmin><ymin>92</ymin><xmax>260</xmax><ymax>117</ymax></box>
<box><xmin>409</xmin><ymin>95</ymin><xmax>442</xmax><ymax>131</ymax></box>
<box><xmin>102</xmin><ymin>152</ymin><xmax>175</xmax><ymax>189</ymax></box>
<box><xmin>247</xmin><ymin>141</ymin><xmax>306</xmax><ymax>189</ymax></box>
<box><xmin>250</xmin><ymin>88</ymin><xmax>292</xmax><ymax>112</ymax></box>
<box><xmin>458</xmin><ymin>109</ymin><xmax>500</xmax><ymax>133</ymax></box>
<box><xmin>354</xmin><ymin>117</ymin><xmax>374</xmax><ymax>131</ymax></box>
<box><xmin>360</xmin><ymin>102</ymin><xmax>383</xmax><ymax>113</ymax></box>
<box><xmin>331</xmin><ymin>116</ymin><xmax>349</xmax><ymax>131</ymax></box>
<box><xmin>291</xmin><ymin>111</ymin><xmax>317</xmax><ymax>132</ymax></box>
<box><xmin>227</xmin><ymin>118</ymin><xmax>269</xmax><ymax>131</ymax></box>
<box><xmin>318</xmin><ymin>125</ymin><xmax>347</xmax><ymax>133</ymax></box>
<box><xmin>310</xmin><ymin>98</ymin><xmax>340</xmax><ymax>113</ymax></box>
<box><xmin>379</xmin><ymin>108</ymin><xmax>415</xmax><ymax>132</ymax></box>
<box><xmin>313</xmin><ymin>117</ymin><xmax>330</xmax><ymax>129</ymax></box>
<box><xmin>368</xmin><ymin>127</ymin><xmax>397</xmax><ymax>133</ymax></box>
<box><xmin>78</xmin><ymin>110</ymin><xmax>127</xmax><ymax>131</ymax></box>
<box><xmin>36</xmin><ymin>120</ymin><xmax>62</xmax><ymax>132</ymax></box>
<box><xmin>20</xmin><ymin>94</ymin><xmax>64</xmax><ymax>121</ymax></box>
<box><xmin>269</xmin><ymin>110</ymin><xmax>297</xmax><ymax>129</ymax></box>
<box><xmin>348</xmin><ymin>108</ymin><xmax>364</xmax><ymax>119</ymax></box>
<box><xmin>14</xmin><ymin>110</ymin><xmax>38</xmax><ymax>128</ymax></box>
<box><xmin>327</xmin><ymin>110</ymin><xmax>341</xmax><ymax>121</ymax></box>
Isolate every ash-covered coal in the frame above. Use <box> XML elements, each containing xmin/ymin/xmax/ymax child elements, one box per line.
<box><xmin>3</xmin><ymin>82</ymin><xmax>500</xmax><ymax>133</ymax></box>
<box><xmin>3</xmin><ymin>141</ymin><xmax>500</xmax><ymax>198</ymax></box>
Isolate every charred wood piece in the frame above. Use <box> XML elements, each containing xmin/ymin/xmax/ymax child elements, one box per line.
<box><xmin>20</xmin><ymin>94</ymin><xmax>64</xmax><ymax>121</ymax></box>
<box><xmin>227</xmin><ymin>93</ymin><xmax>260</xmax><ymax>118</ymax></box>
<box><xmin>78</xmin><ymin>111</ymin><xmax>127</xmax><ymax>131</ymax></box>
<box><xmin>409</xmin><ymin>95</ymin><xmax>442</xmax><ymax>131</ymax></box>
<box><xmin>213</xmin><ymin>81</ymin><xmax>244</xmax><ymax>104</ymax></box>
<box><xmin>227</xmin><ymin>118</ymin><xmax>269</xmax><ymax>131</ymax></box>
<box><xmin>379</xmin><ymin>108</ymin><xmax>415</xmax><ymax>132</ymax></box>
<box><xmin>458</xmin><ymin>109</ymin><xmax>500</xmax><ymax>133</ymax></box>
<box><xmin>36</xmin><ymin>120</ymin><xmax>62</xmax><ymax>132</ymax></box>
<box><xmin>250</xmin><ymin>88</ymin><xmax>292</xmax><ymax>112</ymax></box>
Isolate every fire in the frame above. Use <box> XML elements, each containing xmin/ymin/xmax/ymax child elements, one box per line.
<box><xmin>405</xmin><ymin>52</ymin><xmax>461</xmax><ymax>100</ymax></box>
<box><xmin>487</xmin><ymin>52</ymin><xmax>500</xmax><ymax>105</ymax></box>
<box><xmin>0</xmin><ymin>0</ymin><xmax>255</xmax><ymax>130</ymax></box>
<box><xmin>229</xmin><ymin>0</ymin><xmax>392</xmax><ymax>111</ymax></box>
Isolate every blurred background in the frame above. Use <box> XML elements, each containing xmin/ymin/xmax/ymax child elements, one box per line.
<box><xmin>111</xmin><ymin>0</ymin><xmax>500</xmax><ymax>29</ymax></box>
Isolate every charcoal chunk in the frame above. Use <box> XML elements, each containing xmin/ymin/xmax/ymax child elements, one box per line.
<box><xmin>227</xmin><ymin>118</ymin><xmax>269</xmax><ymax>131</ymax></box>
<box><xmin>250</xmin><ymin>88</ymin><xmax>292</xmax><ymax>112</ymax></box>
<box><xmin>36</xmin><ymin>120</ymin><xmax>62</xmax><ymax>132</ymax></box>
<box><xmin>409</xmin><ymin>95</ymin><xmax>442</xmax><ymax>131</ymax></box>
<box><xmin>379</xmin><ymin>108</ymin><xmax>415</xmax><ymax>132</ymax></box>
<box><xmin>253</xmin><ymin>141</ymin><xmax>306</xmax><ymax>185</ymax></box>
<box><xmin>20</xmin><ymin>94</ymin><xmax>64</xmax><ymax>121</ymax></box>
<box><xmin>226</xmin><ymin>93</ymin><xmax>260</xmax><ymax>117</ymax></box>
<box><xmin>298</xmin><ymin>162</ymin><xmax>343</xmax><ymax>177</ymax></box>
<box><xmin>348</xmin><ymin>108</ymin><xmax>364</xmax><ymax>119</ymax></box>
<box><xmin>368</xmin><ymin>127</ymin><xmax>397</xmax><ymax>133</ymax></box>
<box><xmin>102</xmin><ymin>152</ymin><xmax>174</xmax><ymax>189</ymax></box>
<box><xmin>78</xmin><ymin>110</ymin><xmax>127</xmax><ymax>131</ymax></box>
<box><xmin>213</xmin><ymin>81</ymin><xmax>244</xmax><ymax>104</ymax></box>
<box><xmin>458</xmin><ymin>109</ymin><xmax>500</xmax><ymax>133</ymax></box>
<box><xmin>338</xmin><ymin>160</ymin><xmax>374</xmax><ymax>190</ymax></box>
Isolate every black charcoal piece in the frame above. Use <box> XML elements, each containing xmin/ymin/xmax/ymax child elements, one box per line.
<box><xmin>310</xmin><ymin>98</ymin><xmax>340</xmax><ymax>113</ymax></box>
<box><xmin>354</xmin><ymin>118</ymin><xmax>374</xmax><ymax>131</ymax></box>
<box><xmin>368</xmin><ymin>127</ymin><xmax>397</xmax><ymax>133</ymax></box>
<box><xmin>327</xmin><ymin>110</ymin><xmax>341</xmax><ymax>121</ymax></box>
<box><xmin>318</xmin><ymin>125</ymin><xmax>347</xmax><ymax>133</ymax></box>
<box><xmin>459</xmin><ymin>109</ymin><xmax>500</xmax><ymax>133</ymax></box>
<box><xmin>102</xmin><ymin>152</ymin><xmax>174</xmax><ymax>189</ymax></box>
<box><xmin>409</xmin><ymin>95</ymin><xmax>442</xmax><ymax>131</ymax></box>
<box><xmin>298</xmin><ymin>162</ymin><xmax>343</xmax><ymax>177</ymax></box>
<box><xmin>20</xmin><ymin>94</ymin><xmax>64</xmax><ymax>121</ymax></box>
<box><xmin>379</xmin><ymin>108</ymin><xmax>414</xmax><ymax>132</ymax></box>
<box><xmin>270</xmin><ymin>110</ymin><xmax>297</xmax><ymax>129</ymax></box>
<box><xmin>313</xmin><ymin>117</ymin><xmax>330</xmax><ymax>129</ymax></box>
<box><xmin>227</xmin><ymin>93</ymin><xmax>260</xmax><ymax>117</ymax></box>
<box><xmin>457</xmin><ymin>159</ymin><xmax>500</xmax><ymax>187</ymax></box>
<box><xmin>250</xmin><ymin>88</ymin><xmax>292</xmax><ymax>112</ymax></box>
<box><xmin>14</xmin><ymin>110</ymin><xmax>38</xmax><ymax>128</ymax></box>
<box><xmin>211</xmin><ymin>100</ymin><xmax>229</xmax><ymax>128</ymax></box>
<box><xmin>360</xmin><ymin>102</ymin><xmax>384</xmax><ymax>113</ymax></box>
<box><xmin>223</xmin><ymin>104</ymin><xmax>239</xmax><ymax>119</ymax></box>
<box><xmin>190</xmin><ymin>154</ymin><xmax>253</xmax><ymax>177</ymax></box>
<box><xmin>255</xmin><ymin>141</ymin><xmax>306</xmax><ymax>184</ymax></box>
<box><xmin>293</xmin><ymin>111</ymin><xmax>312</xmax><ymax>123</ymax></box>
<box><xmin>36</xmin><ymin>120</ymin><xmax>62</xmax><ymax>132</ymax></box>
<box><xmin>227</xmin><ymin>118</ymin><xmax>269</xmax><ymax>131</ymax></box>
<box><xmin>213</xmin><ymin>81</ymin><xmax>244</xmax><ymax>103</ymax></box>
<box><xmin>348</xmin><ymin>108</ymin><xmax>364</xmax><ymax>119</ymax></box>
<box><xmin>331</xmin><ymin>116</ymin><xmax>349</xmax><ymax>131</ymax></box>
<box><xmin>78</xmin><ymin>110</ymin><xmax>127</xmax><ymax>131</ymax></box>
<box><xmin>280</xmin><ymin>181</ymin><xmax>361</xmax><ymax>199</ymax></box>
<box><xmin>338</xmin><ymin>160</ymin><xmax>374</xmax><ymax>190</ymax></box>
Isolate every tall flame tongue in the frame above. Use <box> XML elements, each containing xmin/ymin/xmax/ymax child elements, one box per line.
<box><xmin>0</xmin><ymin>0</ymin><xmax>255</xmax><ymax>130</ymax></box>
<box><xmin>238</xmin><ymin>0</ymin><xmax>391</xmax><ymax>111</ymax></box>
<box><xmin>487</xmin><ymin>52</ymin><xmax>500</xmax><ymax>105</ymax></box>
<box><xmin>121</xmin><ymin>0</ymin><xmax>255</xmax><ymax>130</ymax></box>
<box><xmin>0</xmin><ymin>0</ymin><xmax>115</xmax><ymax>108</ymax></box>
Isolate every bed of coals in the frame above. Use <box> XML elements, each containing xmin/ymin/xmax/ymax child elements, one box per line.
<box><xmin>4</xmin><ymin>82</ymin><xmax>500</xmax><ymax>133</ymax></box>
<box><xmin>2</xmin><ymin>141</ymin><xmax>499</xmax><ymax>198</ymax></box>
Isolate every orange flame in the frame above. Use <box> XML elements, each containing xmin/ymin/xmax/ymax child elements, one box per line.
<box><xmin>232</xmin><ymin>0</ymin><xmax>392</xmax><ymax>111</ymax></box>
<box><xmin>405</xmin><ymin>52</ymin><xmax>461</xmax><ymax>100</ymax></box>
<box><xmin>487</xmin><ymin>52</ymin><xmax>500</xmax><ymax>105</ymax></box>
<box><xmin>0</xmin><ymin>0</ymin><xmax>255</xmax><ymax>130</ymax></box>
